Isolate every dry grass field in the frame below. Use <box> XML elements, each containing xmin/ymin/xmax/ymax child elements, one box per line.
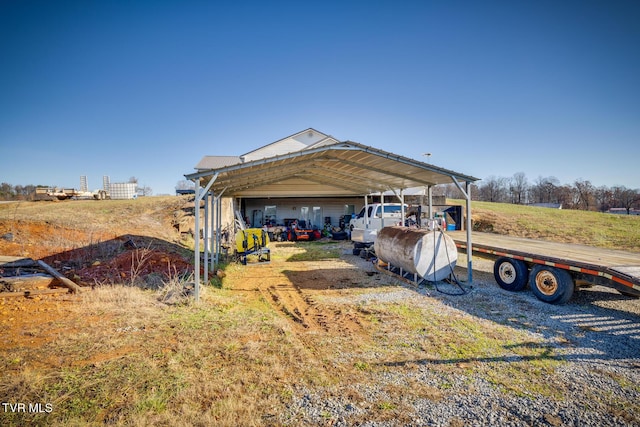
<box><xmin>451</xmin><ymin>199</ymin><xmax>640</xmax><ymax>252</ymax></box>
<box><xmin>0</xmin><ymin>198</ymin><xmax>638</xmax><ymax>426</ymax></box>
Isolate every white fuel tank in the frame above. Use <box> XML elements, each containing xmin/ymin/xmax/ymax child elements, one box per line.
<box><xmin>374</xmin><ymin>226</ymin><xmax>457</xmax><ymax>282</ymax></box>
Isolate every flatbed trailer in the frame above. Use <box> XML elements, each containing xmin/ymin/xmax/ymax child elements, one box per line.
<box><xmin>448</xmin><ymin>231</ymin><xmax>640</xmax><ymax>304</ymax></box>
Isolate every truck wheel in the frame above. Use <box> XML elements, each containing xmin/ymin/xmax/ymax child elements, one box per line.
<box><xmin>493</xmin><ymin>257</ymin><xmax>528</xmax><ymax>291</ymax></box>
<box><xmin>529</xmin><ymin>265</ymin><xmax>574</xmax><ymax>304</ymax></box>
<box><xmin>332</xmin><ymin>231</ymin><xmax>348</xmax><ymax>240</ymax></box>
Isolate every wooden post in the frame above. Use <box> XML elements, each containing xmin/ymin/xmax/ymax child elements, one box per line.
<box><xmin>36</xmin><ymin>260</ymin><xmax>83</xmax><ymax>293</ymax></box>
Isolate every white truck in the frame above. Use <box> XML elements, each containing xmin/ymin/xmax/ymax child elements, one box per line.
<box><xmin>350</xmin><ymin>203</ymin><xmax>407</xmax><ymax>245</ymax></box>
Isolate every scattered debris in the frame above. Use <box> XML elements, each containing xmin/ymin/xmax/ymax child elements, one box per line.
<box><xmin>0</xmin><ymin>256</ymin><xmax>81</xmax><ymax>298</ymax></box>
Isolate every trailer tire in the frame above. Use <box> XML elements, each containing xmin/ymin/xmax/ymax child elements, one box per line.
<box><xmin>529</xmin><ymin>265</ymin><xmax>574</xmax><ymax>304</ymax></box>
<box><xmin>332</xmin><ymin>231</ymin><xmax>348</xmax><ymax>240</ymax></box>
<box><xmin>493</xmin><ymin>257</ymin><xmax>528</xmax><ymax>291</ymax></box>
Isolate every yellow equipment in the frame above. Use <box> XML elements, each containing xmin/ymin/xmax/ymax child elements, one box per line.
<box><xmin>235</xmin><ymin>228</ymin><xmax>270</xmax><ymax>265</ymax></box>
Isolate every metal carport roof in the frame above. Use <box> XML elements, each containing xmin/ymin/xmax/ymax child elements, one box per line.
<box><xmin>184</xmin><ymin>140</ymin><xmax>480</xmax><ymax>301</ymax></box>
<box><xmin>185</xmin><ymin>141</ymin><xmax>479</xmax><ymax>197</ymax></box>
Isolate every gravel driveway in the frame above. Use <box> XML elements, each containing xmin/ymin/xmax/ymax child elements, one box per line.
<box><xmin>284</xmin><ymin>251</ymin><xmax>640</xmax><ymax>427</ymax></box>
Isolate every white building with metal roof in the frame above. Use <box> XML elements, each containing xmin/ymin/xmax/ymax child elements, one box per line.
<box><xmin>185</xmin><ymin>128</ymin><xmax>479</xmax><ymax>300</ymax></box>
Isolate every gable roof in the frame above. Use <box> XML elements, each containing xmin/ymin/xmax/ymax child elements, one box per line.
<box><xmin>240</xmin><ymin>128</ymin><xmax>339</xmax><ymax>162</ymax></box>
<box><xmin>186</xmin><ymin>139</ymin><xmax>479</xmax><ymax>198</ymax></box>
<box><xmin>195</xmin><ymin>128</ymin><xmax>339</xmax><ymax>172</ymax></box>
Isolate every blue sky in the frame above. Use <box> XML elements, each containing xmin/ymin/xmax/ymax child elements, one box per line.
<box><xmin>1</xmin><ymin>0</ymin><xmax>639</xmax><ymax>195</ymax></box>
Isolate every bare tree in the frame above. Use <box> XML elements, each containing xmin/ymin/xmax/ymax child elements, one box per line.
<box><xmin>478</xmin><ymin>176</ymin><xmax>509</xmax><ymax>203</ymax></box>
<box><xmin>595</xmin><ymin>186</ymin><xmax>613</xmax><ymax>212</ymax></box>
<box><xmin>573</xmin><ymin>179</ymin><xmax>595</xmax><ymax>210</ymax></box>
<box><xmin>509</xmin><ymin>172</ymin><xmax>529</xmax><ymax>204</ymax></box>
<box><xmin>530</xmin><ymin>176</ymin><xmax>560</xmax><ymax>204</ymax></box>
<box><xmin>612</xmin><ymin>186</ymin><xmax>640</xmax><ymax>214</ymax></box>
<box><xmin>555</xmin><ymin>184</ymin><xmax>574</xmax><ymax>207</ymax></box>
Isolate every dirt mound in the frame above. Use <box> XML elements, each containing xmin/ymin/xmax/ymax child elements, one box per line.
<box><xmin>0</xmin><ymin>198</ymin><xmax>196</xmax><ymax>288</ymax></box>
<box><xmin>76</xmin><ymin>248</ymin><xmax>193</xmax><ymax>286</ymax></box>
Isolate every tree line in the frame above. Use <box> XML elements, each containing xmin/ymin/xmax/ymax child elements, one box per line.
<box><xmin>3</xmin><ymin>175</ymin><xmax>639</xmax><ymax>213</ymax></box>
<box><xmin>0</xmin><ymin>183</ymin><xmax>39</xmax><ymax>200</ymax></box>
<box><xmin>437</xmin><ymin>173</ymin><xmax>640</xmax><ymax>214</ymax></box>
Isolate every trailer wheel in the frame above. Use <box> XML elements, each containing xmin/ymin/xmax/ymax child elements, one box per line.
<box><xmin>529</xmin><ymin>265</ymin><xmax>574</xmax><ymax>304</ymax></box>
<box><xmin>493</xmin><ymin>257</ymin><xmax>528</xmax><ymax>291</ymax></box>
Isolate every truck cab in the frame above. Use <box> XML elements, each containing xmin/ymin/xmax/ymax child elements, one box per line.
<box><xmin>350</xmin><ymin>203</ymin><xmax>407</xmax><ymax>244</ymax></box>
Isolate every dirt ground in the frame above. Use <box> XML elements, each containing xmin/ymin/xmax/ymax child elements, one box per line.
<box><xmin>2</xmin><ymin>199</ymin><xmax>639</xmax><ymax>426</ymax></box>
<box><xmin>224</xmin><ymin>242</ymin><xmax>398</xmax><ymax>335</ymax></box>
<box><xmin>0</xmin><ymin>199</ymin><xmax>380</xmax><ymax>362</ymax></box>
<box><xmin>0</xmin><ymin>200</ymin><xmax>194</xmax><ymax>356</ymax></box>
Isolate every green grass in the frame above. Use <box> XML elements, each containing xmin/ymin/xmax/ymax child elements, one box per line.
<box><xmin>284</xmin><ymin>241</ymin><xmax>342</xmax><ymax>262</ymax></box>
<box><xmin>367</xmin><ymin>300</ymin><xmax>565</xmax><ymax>398</ymax></box>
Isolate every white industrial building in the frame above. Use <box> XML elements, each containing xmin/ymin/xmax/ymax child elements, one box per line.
<box><xmin>109</xmin><ymin>182</ymin><xmax>138</xmax><ymax>200</ymax></box>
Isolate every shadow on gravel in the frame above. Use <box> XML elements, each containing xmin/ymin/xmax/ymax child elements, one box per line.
<box><xmin>429</xmin><ymin>265</ymin><xmax>640</xmax><ymax>364</ymax></box>
<box><xmin>381</xmin><ymin>341</ymin><xmax>564</xmax><ymax>368</ymax></box>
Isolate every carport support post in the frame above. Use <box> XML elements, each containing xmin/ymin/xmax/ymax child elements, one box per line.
<box><xmin>400</xmin><ymin>189</ymin><xmax>405</xmax><ymax>226</ymax></box>
<box><xmin>427</xmin><ymin>185</ymin><xmax>433</xmax><ymax>219</ymax></box>
<box><xmin>194</xmin><ymin>178</ymin><xmax>201</xmax><ymax>302</ymax></box>
<box><xmin>203</xmin><ymin>191</ymin><xmax>209</xmax><ymax>286</ymax></box>
<box><xmin>364</xmin><ymin>195</ymin><xmax>369</xmax><ymax>229</ymax></box>
<box><xmin>192</xmin><ymin>173</ymin><xmax>218</xmax><ymax>302</ymax></box>
<box><xmin>213</xmin><ymin>193</ymin><xmax>222</xmax><ymax>268</ymax></box>
<box><xmin>211</xmin><ymin>195</ymin><xmax>220</xmax><ymax>272</ymax></box>
<box><xmin>216</xmin><ymin>194</ymin><xmax>223</xmax><ymax>264</ymax></box>
<box><xmin>211</xmin><ymin>194</ymin><xmax>217</xmax><ymax>272</ymax></box>
<box><xmin>211</xmin><ymin>188</ymin><xmax>226</xmax><ymax>270</ymax></box>
<box><xmin>465</xmin><ymin>181</ymin><xmax>473</xmax><ymax>285</ymax></box>
<box><xmin>380</xmin><ymin>193</ymin><xmax>385</xmax><ymax>229</ymax></box>
<box><xmin>451</xmin><ymin>176</ymin><xmax>474</xmax><ymax>285</ymax></box>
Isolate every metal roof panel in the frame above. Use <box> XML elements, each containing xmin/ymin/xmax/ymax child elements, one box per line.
<box><xmin>186</xmin><ymin>140</ymin><xmax>479</xmax><ymax>197</ymax></box>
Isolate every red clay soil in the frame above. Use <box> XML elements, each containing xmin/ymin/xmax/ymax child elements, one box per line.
<box><xmin>0</xmin><ymin>204</ymin><xmax>194</xmax><ymax>366</ymax></box>
<box><xmin>75</xmin><ymin>248</ymin><xmax>193</xmax><ymax>285</ymax></box>
<box><xmin>0</xmin><ymin>220</ymin><xmax>193</xmax><ymax>287</ymax></box>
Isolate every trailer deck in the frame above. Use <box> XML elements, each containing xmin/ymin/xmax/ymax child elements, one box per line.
<box><xmin>448</xmin><ymin>231</ymin><xmax>640</xmax><ymax>296</ymax></box>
